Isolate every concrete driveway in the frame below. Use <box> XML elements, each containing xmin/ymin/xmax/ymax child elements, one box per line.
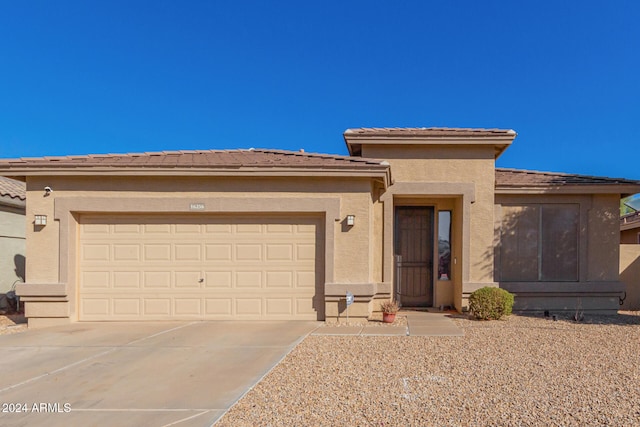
<box><xmin>0</xmin><ymin>321</ymin><xmax>319</xmax><ymax>427</ymax></box>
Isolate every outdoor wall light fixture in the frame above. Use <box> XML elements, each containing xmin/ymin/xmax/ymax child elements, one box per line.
<box><xmin>347</xmin><ymin>215</ymin><xmax>355</xmax><ymax>226</ymax></box>
<box><xmin>35</xmin><ymin>215</ymin><xmax>47</xmax><ymax>226</ymax></box>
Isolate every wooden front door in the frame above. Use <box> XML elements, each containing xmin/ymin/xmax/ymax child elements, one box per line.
<box><xmin>395</xmin><ymin>206</ymin><xmax>434</xmax><ymax>307</ymax></box>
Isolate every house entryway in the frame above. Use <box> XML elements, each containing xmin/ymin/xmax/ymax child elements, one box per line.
<box><xmin>394</xmin><ymin>206</ymin><xmax>434</xmax><ymax>307</ymax></box>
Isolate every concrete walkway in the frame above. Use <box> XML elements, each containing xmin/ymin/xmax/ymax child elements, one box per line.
<box><xmin>312</xmin><ymin>310</ymin><xmax>464</xmax><ymax>337</ymax></box>
<box><xmin>0</xmin><ymin>321</ymin><xmax>319</xmax><ymax>427</ymax></box>
<box><xmin>404</xmin><ymin>310</ymin><xmax>465</xmax><ymax>336</ymax></box>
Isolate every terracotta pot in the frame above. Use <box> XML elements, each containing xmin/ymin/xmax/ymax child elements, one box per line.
<box><xmin>382</xmin><ymin>312</ymin><xmax>396</xmax><ymax>323</ymax></box>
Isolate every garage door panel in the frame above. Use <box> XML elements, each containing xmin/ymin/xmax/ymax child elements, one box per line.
<box><xmin>174</xmin><ymin>299</ymin><xmax>202</xmax><ymax>316</ymax></box>
<box><xmin>296</xmin><ymin>223</ymin><xmax>316</xmax><ymax>234</ymax></box>
<box><xmin>79</xmin><ymin>215</ymin><xmax>323</xmax><ymax>320</ymax></box>
<box><xmin>82</xmin><ymin>298</ymin><xmax>110</xmax><ymax>316</ymax></box>
<box><xmin>266</xmin><ymin>224</ymin><xmax>293</xmax><ymax>233</ymax></box>
<box><xmin>205</xmin><ymin>244</ymin><xmax>232</xmax><ymax>261</ymax></box>
<box><xmin>83</xmin><ymin>223</ymin><xmax>110</xmax><ymax>234</ymax></box>
<box><xmin>175</xmin><ymin>223</ymin><xmax>201</xmax><ymax>234</ymax></box>
<box><xmin>144</xmin><ymin>223</ymin><xmax>171</xmax><ymax>234</ymax></box>
<box><xmin>143</xmin><ymin>244</ymin><xmax>172</xmax><ymax>261</ymax></box>
<box><xmin>143</xmin><ymin>271</ymin><xmax>171</xmax><ymax>288</ymax></box>
<box><xmin>296</xmin><ymin>271</ymin><xmax>316</xmax><ymax>288</ymax></box>
<box><xmin>113</xmin><ymin>245</ymin><xmax>140</xmax><ymax>261</ymax></box>
<box><xmin>236</xmin><ymin>223</ymin><xmax>261</xmax><ymax>233</ymax></box>
<box><xmin>205</xmin><ymin>298</ymin><xmax>232</xmax><ymax>315</ymax></box>
<box><xmin>175</xmin><ymin>271</ymin><xmax>202</xmax><ymax>288</ymax></box>
<box><xmin>204</xmin><ymin>271</ymin><xmax>232</xmax><ymax>288</ymax></box>
<box><xmin>296</xmin><ymin>244</ymin><xmax>316</xmax><ymax>260</ymax></box>
<box><xmin>113</xmin><ymin>299</ymin><xmax>140</xmax><ymax>315</ymax></box>
<box><xmin>113</xmin><ymin>271</ymin><xmax>141</xmax><ymax>288</ymax></box>
<box><xmin>144</xmin><ymin>299</ymin><xmax>171</xmax><ymax>315</ymax></box>
<box><xmin>266</xmin><ymin>271</ymin><xmax>293</xmax><ymax>288</ymax></box>
<box><xmin>113</xmin><ymin>224</ymin><xmax>141</xmax><ymax>234</ymax></box>
<box><xmin>235</xmin><ymin>271</ymin><xmax>262</xmax><ymax>288</ymax></box>
<box><xmin>296</xmin><ymin>297</ymin><xmax>316</xmax><ymax>315</ymax></box>
<box><xmin>82</xmin><ymin>244</ymin><xmax>110</xmax><ymax>261</ymax></box>
<box><xmin>81</xmin><ymin>271</ymin><xmax>110</xmax><ymax>288</ymax></box>
<box><xmin>235</xmin><ymin>244</ymin><xmax>261</xmax><ymax>261</ymax></box>
<box><xmin>206</xmin><ymin>224</ymin><xmax>232</xmax><ymax>234</ymax></box>
<box><xmin>175</xmin><ymin>244</ymin><xmax>202</xmax><ymax>261</ymax></box>
<box><xmin>266</xmin><ymin>298</ymin><xmax>292</xmax><ymax>315</ymax></box>
<box><xmin>236</xmin><ymin>299</ymin><xmax>262</xmax><ymax>316</ymax></box>
<box><xmin>266</xmin><ymin>244</ymin><xmax>293</xmax><ymax>261</ymax></box>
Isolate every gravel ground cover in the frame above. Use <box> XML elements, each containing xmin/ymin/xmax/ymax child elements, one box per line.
<box><xmin>217</xmin><ymin>312</ymin><xmax>640</xmax><ymax>426</ymax></box>
<box><xmin>0</xmin><ymin>313</ymin><xmax>27</xmax><ymax>335</ymax></box>
<box><xmin>323</xmin><ymin>312</ymin><xmax>409</xmax><ymax>327</ymax></box>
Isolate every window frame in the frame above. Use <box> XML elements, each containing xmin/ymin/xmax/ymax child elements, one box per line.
<box><xmin>498</xmin><ymin>203</ymin><xmax>580</xmax><ymax>282</ymax></box>
<box><xmin>437</xmin><ymin>210</ymin><xmax>452</xmax><ymax>281</ymax></box>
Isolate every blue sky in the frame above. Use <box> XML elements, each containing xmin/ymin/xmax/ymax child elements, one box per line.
<box><xmin>1</xmin><ymin>1</ymin><xmax>639</xmax><ymax>179</ymax></box>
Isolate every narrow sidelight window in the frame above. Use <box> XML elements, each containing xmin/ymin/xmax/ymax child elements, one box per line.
<box><xmin>438</xmin><ymin>211</ymin><xmax>452</xmax><ymax>280</ymax></box>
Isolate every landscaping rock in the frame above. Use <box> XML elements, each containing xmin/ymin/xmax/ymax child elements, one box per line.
<box><xmin>218</xmin><ymin>312</ymin><xmax>640</xmax><ymax>426</ymax></box>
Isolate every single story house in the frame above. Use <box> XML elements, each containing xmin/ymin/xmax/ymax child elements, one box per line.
<box><xmin>1</xmin><ymin>127</ymin><xmax>639</xmax><ymax>328</ymax></box>
<box><xmin>0</xmin><ymin>176</ymin><xmax>26</xmax><ymax>310</ymax></box>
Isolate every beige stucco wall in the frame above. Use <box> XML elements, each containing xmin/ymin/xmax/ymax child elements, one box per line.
<box><xmin>23</xmin><ymin>175</ymin><xmax>379</xmax><ymax>323</ymax></box>
<box><xmin>0</xmin><ymin>205</ymin><xmax>26</xmax><ymax>305</ymax></box>
<box><xmin>620</xmin><ymin>244</ymin><xmax>640</xmax><ymax>310</ymax></box>
<box><xmin>371</xmin><ymin>183</ymin><xmax>384</xmax><ymax>284</ymax></box>
<box><xmin>495</xmin><ymin>193</ymin><xmax>624</xmax><ymax>313</ymax></box>
<box><xmin>587</xmin><ymin>194</ymin><xmax>621</xmax><ymax>281</ymax></box>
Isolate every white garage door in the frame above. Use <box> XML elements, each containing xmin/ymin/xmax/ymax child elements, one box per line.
<box><xmin>78</xmin><ymin>214</ymin><xmax>323</xmax><ymax>321</ymax></box>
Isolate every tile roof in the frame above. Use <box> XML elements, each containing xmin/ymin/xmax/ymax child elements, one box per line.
<box><xmin>0</xmin><ymin>176</ymin><xmax>25</xmax><ymax>200</ymax></box>
<box><xmin>496</xmin><ymin>168</ymin><xmax>640</xmax><ymax>187</ymax></box>
<box><xmin>0</xmin><ymin>149</ymin><xmax>388</xmax><ymax>170</ymax></box>
<box><xmin>344</xmin><ymin>127</ymin><xmax>517</xmax><ymax>138</ymax></box>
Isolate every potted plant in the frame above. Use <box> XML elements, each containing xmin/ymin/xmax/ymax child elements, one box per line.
<box><xmin>380</xmin><ymin>300</ymin><xmax>399</xmax><ymax>323</ymax></box>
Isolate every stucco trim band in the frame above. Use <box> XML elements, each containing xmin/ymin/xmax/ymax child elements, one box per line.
<box><xmin>16</xmin><ymin>283</ymin><xmax>67</xmax><ymax>297</ymax></box>
<box><xmin>325</xmin><ymin>282</ymin><xmax>390</xmax><ymax>297</ymax></box>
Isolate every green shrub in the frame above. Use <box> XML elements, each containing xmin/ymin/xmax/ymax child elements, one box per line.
<box><xmin>468</xmin><ymin>287</ymin><xmax>514</xmax><ymax>320</ymax></box>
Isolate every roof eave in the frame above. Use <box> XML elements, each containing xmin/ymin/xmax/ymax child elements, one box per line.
<box><xmin>496</xmin><ymin>184</ymin><xmax>640</xmax><ymax>196</ymax></box>
<box><xmin>344</xmin><ymin>135</ymin><xmax>516</xmax><ymax>159</ymax></box>
<box><xmin>344</xmin><ymin>134</ymin><xmax>517</xmax><ymax>141</ymax></box>
<box><xmin>0</xmin><ymin>194</ymin><xmax>26</xmax><ymax>209</ymax></box>
<box><xmin>0</xmin><ymin>166</ymin><xmax>391</xmax><ymax>185</ymax></box>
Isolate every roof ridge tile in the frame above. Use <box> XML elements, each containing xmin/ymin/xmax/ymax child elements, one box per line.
<box><xmin>345</xmin><ymin>126</ymin><xmax>516</xmax><ymax>135</ymax></box>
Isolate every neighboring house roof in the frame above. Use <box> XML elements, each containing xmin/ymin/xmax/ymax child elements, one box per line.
<box><xmin>496</xmin><ymin>168</ymin><xmax>640</xmax><ymax>196</ymax></box>
<box><xmin>0</xmin><ymin>176</ymin><xmax>26</xmax><ymax>209</ymax></box>
<box><xmin>343</xmin><ymin>127</ymin><xmax>517</xmax><ymax>158</ymax></box>
<box><xmin>621</xmin><ymin>211</ymin><xmax>640</xmax><ymax>231</ymax></box>
<box><xmin>0</xmin><ymin>149</ymin><xmax>392</xmax><ymax>185</ymax></box>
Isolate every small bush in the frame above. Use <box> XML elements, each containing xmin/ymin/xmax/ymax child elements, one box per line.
<box><xmin>379</xmin><ymin>300</ymin><xmax>399</xmax><ymax>314</ymax></box>
<box><xmin>468</xmin><ymin>287</ymin><xmax>514</xmax><ymax>320</ymax></box>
